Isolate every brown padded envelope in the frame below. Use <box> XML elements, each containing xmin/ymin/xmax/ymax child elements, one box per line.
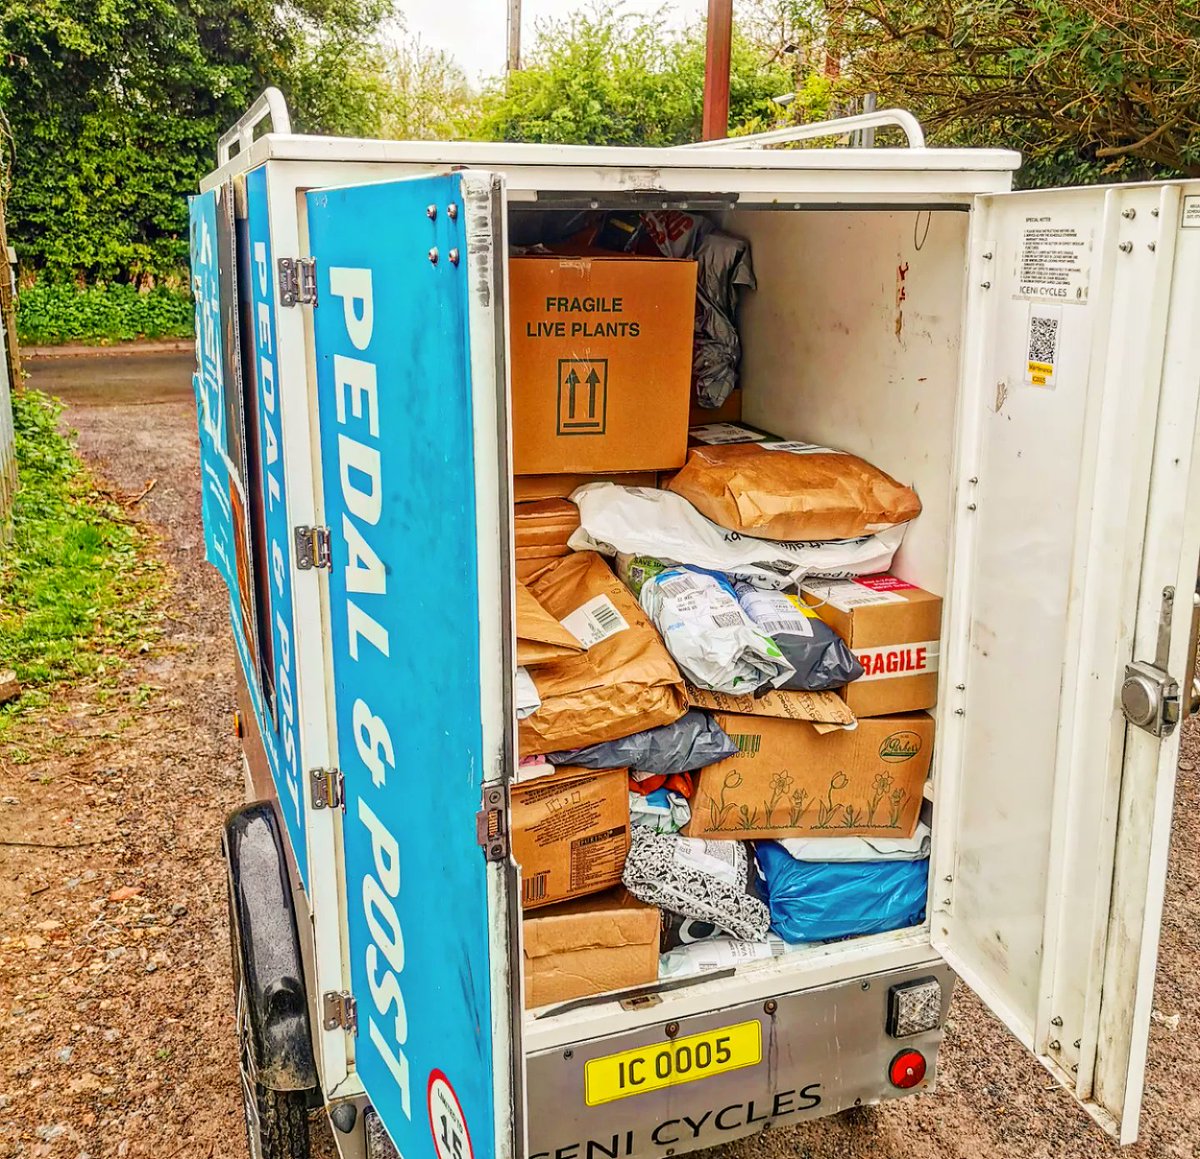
<box><xmin>667</xmin><ymin>441</ymin><xmax>922</xmax><ymax>541</ymax></box>
<box><xmin>519</xmin><ymin>552</ymin><xmax>688</xmax><ymax>755</ymax></box>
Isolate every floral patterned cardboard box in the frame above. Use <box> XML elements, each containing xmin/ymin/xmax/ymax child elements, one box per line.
<box><xmin>683</xmin><ymin>712</ymin><xmax>933</xmax><ymax>841</ymax></box>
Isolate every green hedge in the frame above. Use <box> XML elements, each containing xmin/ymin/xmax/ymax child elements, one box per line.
<box><xmin>15</xmin><ymin>282</ymin><xmax>194</xmax><ymax>346</ymax></box>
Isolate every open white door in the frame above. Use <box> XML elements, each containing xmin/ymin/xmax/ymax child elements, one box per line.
<box><xmin>933</xmin><ymin>181</ymin><xmax>1200</xmax><ymax>1141</ymax></box>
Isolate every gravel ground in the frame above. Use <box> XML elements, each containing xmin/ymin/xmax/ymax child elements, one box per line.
<box><xmin>1</xmin><ymin>350</ymin><xmax>1197</xmax><ymax>1159</ymax></box>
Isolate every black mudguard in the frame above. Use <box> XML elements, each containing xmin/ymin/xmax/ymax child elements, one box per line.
<box><xmin>224</xmin><ymin>801</ymin><xmax>318</xmax><ymax>1092</ymax></box>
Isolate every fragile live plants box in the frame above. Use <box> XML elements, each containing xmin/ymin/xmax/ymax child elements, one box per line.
<box><xmin>508</xmin><ymin>256</ymin><xmax>696</xmax><ymax>474</ymax></box>
<box><xmin>684</xmin><ymin>713</ymin><xmax>934</xmax><ymax>841</ymax></box>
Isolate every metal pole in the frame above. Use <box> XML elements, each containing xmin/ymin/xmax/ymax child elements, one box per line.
<box><xmin>0</xmin><ymin>197</ymin><xmax>21</xmax><ymax>393</ymax></box>
<box><xmin>507</xmin><ymin>0</ymin><xmax>522</xmax><ymax>73</ymax></box>
<box><xmin>701</xmin><ymin>0</ymin><xmax>733</xmax><ymax>141</ymax></box>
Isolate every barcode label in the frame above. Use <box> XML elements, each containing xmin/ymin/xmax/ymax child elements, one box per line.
<box><xmin>1026</xmin><ymin>305</ymin><xmax>1061</xmax><ymax>388</ymax></box>
<box><xmin>659</xmin><ymin>574</ymin><xmax>701</xmax><ymax>599</ymax></box>
<box><xmin>730</xmin><ymin>733</ymin><xmax>761</xmax><ymax>756</ymax></box>
<box><xmin>802</xmin><ymin>578</ymin><xmax>906</xmax><ymax>612</ymax></box>
<box><xmin>762</xmin><ymin>441</ymin><xmax>841</xmax><ymax>455</ymax></box>
<box><xmin>710</xmin><ymin>610</ymin><xmax>744</xmax><ymax>629</ymax></box>
<box><xmin>560</xmin><ymin>594</ymin><xmax>630</xmax><ymax>649</ymax></box>
<box><xmin>736</xmin><ymin>585</ymin><xmax>815</xmax><ymax>637</ymax></box>
<box><xmin>523</xmin><ymin>872</ymin><xmax>548</xmax><ymax>904</ymax></box>
<box><xmin>1028</xmin><ymin>314</ymin><xmax>1058</xmax><ymax>363</ymax></box>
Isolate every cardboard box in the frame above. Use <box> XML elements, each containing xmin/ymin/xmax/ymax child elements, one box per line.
<box><xmin>509</xmin><ymin>256</ymin><xmax>697</xmax><ymax>474</ymax></box>
<box><xmin>800</xmin><ymin>575</ymin><xmax>942</xmax><ymax>717</ymax></box>
<box><xmin>513</xmin><ymin>472</ymin><xmax>657</xmax><ymax>502</ymax></box>
<box><xmin>512</xmin><ymin>766</ymin><xmax>631</xmax><ymax>909</ymax></box>
<box><xmin>523</xmin><ymin>890</ymin><xmax>660</xmax><ymax>1008</ymax></box>
<box><xmin>684</xmin><ymin>712</ymin><xmax>933</xmax><ymax>841</ymax></box>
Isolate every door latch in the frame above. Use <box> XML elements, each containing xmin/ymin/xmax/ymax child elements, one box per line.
<box><xmin>475</xmin><ymin>783</ymin><xmax>508</xmax><ymax>862</ymax></box>
<box><xmin>1121</xmin><ymin>586</ymin><xmax>1181</xmax><ymax>737</ymax></box>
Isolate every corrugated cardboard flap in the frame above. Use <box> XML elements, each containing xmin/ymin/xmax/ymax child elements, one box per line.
<box><xmin>684</xmin><ymin>682</ymin><xmax>856</xmax><ymax>727</ymax></box>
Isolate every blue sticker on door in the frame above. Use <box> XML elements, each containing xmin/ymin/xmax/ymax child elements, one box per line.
<box><xmin>306</xmin><ymin>174</ymin><xmax>497</xmax><ymax>1159</ymax></box>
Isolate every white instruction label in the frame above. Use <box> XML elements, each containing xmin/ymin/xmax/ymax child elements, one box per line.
<box><xmin>674</xmin><ymin>839</ymin><xmax>742</xmax><ymax>885</ymax></box>
<box><xmin>560</xmin><ymin>594</ymin><xmax>629</xmax><ymax>649</ymax></box>
<box><xmin>802</xmin><ymin>578</ymin><xmax>907</xmax><ymax>612</ymax></box>
<box><xmin>855</xmin><ymin>640</ymin><xmax>940</xmax><ymax>682</ymax></box>
<box><xmin>1016</xmin><ymin>217</ymin><xmax>1091</xmax><ymax>303</ymax></box>
<box><xmin>761</xmin><ymin>441</ymin><xmax>839</xmax><ymax>455</ymax></box>
<box><xmin>689</xmin><ymin>423</ymin><xmax>768</xmax><ymax>445</ymax></box>
<box><xmin>1183</xmin><ymin>195</ymin><xmax>1200</xmax><ymax>229</ymax></box>
<box><xmin>737</xmin><ymin>586</ymin><xmax>815</xmax><ymax>637</ymax></box>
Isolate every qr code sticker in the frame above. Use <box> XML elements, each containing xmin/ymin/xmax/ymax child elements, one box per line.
<box><xmin>1028</xmin><ymin>314</ymin><xmax>1059</xmax><ymax>364</ymax></box>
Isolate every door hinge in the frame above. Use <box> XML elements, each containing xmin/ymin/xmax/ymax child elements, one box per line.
<box><xmin>475</xmin><ymin>783</ymin><xmax>509</xmax><ymax>862</ymax></box>
<box><xmin>277</xmin><ymin>257</ymin><xmax>317</xmax><ymax>307</ymax></box>
<box><xmin>310</xmin><ymin>768</ymin><xmax>344</xmax><ymax>810</ymax></box>
<box><xmin>322</xmin><ymin>990</ymin><xmax>358</xmax><ymax>1035</ymax></box>
<box><xmin>294</xmin><ymin>525</ymin><xmax>331</xmax><ymax>571</ymax></box>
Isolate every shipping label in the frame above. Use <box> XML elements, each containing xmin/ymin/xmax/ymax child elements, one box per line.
<box><xmin>561</xmin><ymin>594</ymin><xmax>630</xmax><ymax>648</ymax></box>
<box><xmin>689</xmin><ymin>423</ymin><xmax>769</xmax><ymax>445</ymax></box>
<box><xmin>761</xmin><ymin>441</ymin><xmax>840</xmax><ymax>455</ymax></box>
<box><xmin>802</xmin><ymin>578</ymin><xmax>907</xmax><ymax>611</ymax></box>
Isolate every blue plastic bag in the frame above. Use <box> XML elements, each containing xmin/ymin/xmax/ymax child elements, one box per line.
<box><xmin>754</xmin><ymin>841</ymin><xmax>928</xmax><ymax>944</ymax></box>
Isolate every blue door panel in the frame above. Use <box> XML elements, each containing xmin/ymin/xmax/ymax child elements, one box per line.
<box><xmin>306</xmin><ymin>173</ymin><xmax>497</xmax><ymax>1159</ymax></box>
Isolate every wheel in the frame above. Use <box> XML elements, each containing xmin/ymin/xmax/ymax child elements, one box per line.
<box><xmin>231</xmin><ymin>898</ymin><xmax>311</xmax><ymax>1159</ymax></box>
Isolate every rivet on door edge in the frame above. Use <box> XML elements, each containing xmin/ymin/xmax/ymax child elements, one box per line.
<box><xmin>428</xmin><ymin>248</ymin><xmax>439</xmax><ymax>265</ymax></box>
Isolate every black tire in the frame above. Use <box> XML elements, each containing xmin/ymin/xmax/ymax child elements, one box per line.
<box><xmin>230</xmin><ymin>895</ymin><xmax>311</xmax><ymax>1159</ymax></box>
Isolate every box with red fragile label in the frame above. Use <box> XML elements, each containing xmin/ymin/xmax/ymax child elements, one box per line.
<box><xmin>800</xmin><ymin>575</ymin><xmax>941</xmax><ymax>717</ymax></box>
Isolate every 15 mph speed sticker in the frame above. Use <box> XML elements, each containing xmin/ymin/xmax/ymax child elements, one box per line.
<box><xmin>428</xmin><ymin>1071</ymin><xmax>474</xmax><ymax>1159</ymax></box>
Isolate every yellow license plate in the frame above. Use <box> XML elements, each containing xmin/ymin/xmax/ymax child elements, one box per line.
<box><xmin>584</xmin><ymin>1021</ymin><xmax>762</xmax><ymax>1106</ymax></box>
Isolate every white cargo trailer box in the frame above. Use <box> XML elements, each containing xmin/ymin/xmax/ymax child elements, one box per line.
<box><xmin>193</xmin><ymin>90</ymin><xmax>1200</xmax><ymax>1159</ymax></box>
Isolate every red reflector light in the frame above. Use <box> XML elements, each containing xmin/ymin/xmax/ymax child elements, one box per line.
<box><xmin>889</xmin><ymin>1049</ymin><xmax>927</xmax><ymax>1089</ymax></box>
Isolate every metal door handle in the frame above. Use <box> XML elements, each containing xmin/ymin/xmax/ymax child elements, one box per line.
<box><xmin>1185</xmin><ymin>585</ymin><xmax>1200</xmax><ymax>716</ymax></box>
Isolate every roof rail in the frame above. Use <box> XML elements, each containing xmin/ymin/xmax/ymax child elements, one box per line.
<box><xmin>217</xmin><ymin>87</ymin><xmax>293</xmax><ymax>166</ymax></box>
<box><xmin>676</xmin><ymin>108</ymin><xmax>926</xmax><ymax>151</ymax></box>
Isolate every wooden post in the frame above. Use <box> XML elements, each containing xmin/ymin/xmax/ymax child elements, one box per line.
<box><xmin>702</xmin><ymin>0</ymin><xmax>734</xmax><ymax>141</ymax></box>
<box><xmin>507</xmin><ymin>0</ymin><xmax>522</xmax><ymax>74</ymax></box>
<box><xmin>0</xmin><ymin>194</ymin><xmax>21</xmax><ymax>393</ymax></box>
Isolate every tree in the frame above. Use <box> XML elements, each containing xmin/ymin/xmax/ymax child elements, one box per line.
<box><xmin>470</xmin><ymin>3</ymin><xmax>794</xmax><ymax>147</ymax></box>
<box><xmin>781</xmin><ymin>0</ymin><xmax>1200</xmax><ymax>181</ymax></box>
<box><xmin>0</xmin><ymin>0</ymin><xmax>391</xmax><ymax>283</ymax></box>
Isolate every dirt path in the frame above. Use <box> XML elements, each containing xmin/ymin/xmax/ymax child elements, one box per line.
<box><xmin>1</xmin><ymin>351</ymin><xmax>1197</xmax><ymax>1159</ymax></box>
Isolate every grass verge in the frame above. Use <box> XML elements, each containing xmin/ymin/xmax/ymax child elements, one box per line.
<box><xmin>0</xmin><ymin>389</ymin><xmax>164</xmax><ymax>730</ymax></box>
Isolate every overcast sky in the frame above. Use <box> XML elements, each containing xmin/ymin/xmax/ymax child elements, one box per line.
<box><xmin>400</xmin><ymin>0</ymin><xmax>709</xmax><ymax>83</ymax></box>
